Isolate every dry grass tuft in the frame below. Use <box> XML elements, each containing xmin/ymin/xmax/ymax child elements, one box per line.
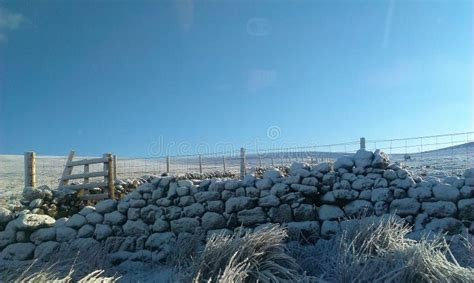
<box><xmin>288</xmin><ymin>215</ymin><xmax>474</xmax><ymax>282</ymax></box>
<box><xmin>178</xmin><ymin>225</ymin><xmax>304</xmax><ymax>283</ymax></box>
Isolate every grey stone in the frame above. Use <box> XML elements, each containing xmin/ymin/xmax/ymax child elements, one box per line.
<box><xmin>1</xmin><ymin>242</ymin><xmax>35</xmax><ymax>260</ymax></box>
<box><xmin>104</xmin><ymin>211</ymin><xmax>127</xmax><ymax>226</ymax></box>
<box><xmin>194</xmin><ymin>191</ymin><xmax>221</xmax><ymax>203</ymax></box>
<box><xmin>86</xmin><ymin>212</ymin><xmax>104</xmax><ymax>225</ymax></box>
<box><xmin>34</xmin><ymin>241</ymin><xmax>59</xmax><ymax>260</ymax></box>
<box><xmin>15</xmin><ymin>214</ymin><xmax>55</xmax><ymax>231</ymax></box>
<box><xmin>422</xmin><ymin>201</ymin><xmax>457</xmax><ymax>217</ymax></box>
<box><xmin>145</xmin><ymin>232</ymin><xmax>175</xmax><ymax>250</ymax></box>
<box><xmin>183</xmin><ymin>203</ymin><xmax>205</xmax><ymax>217</ymax></box>
<box><xmin>30</xmin><ymin>227</ymin><xmax>56</xmax><ymax>244</ymax></box>
<box><xmin>170</xmin><ymin>218</ymin><xmax>200</xmax><ymax>233</ymax></box>
<box><xmin>343</xmin><ymin>200</ymin><xmax>373</xmax><ymax>217</ymax></box>
<box><xmin>319</xmin><ymin>205</ymin><xmax>345</xmax><ymax>220</ymax></box>
<box><xmin>334</xmin><ymin>156</ymin><xmax>354</xmax><ymax>170</ymax></box>
<box><xmin>458</xmin><ymin>199</ymin><xmax>474</xmax><ymax>220</ymax></box>
<box><xmin>237</xmin><ymin>207</ymin><xmax>267</xmax><ymax>225</ymax></box>
<box><xmin>293</xmin><ymin>204</ymin><xmax>316</xmax><ymax>221</ymax></box>
<box><xmin>371</xmin><ymin>187</ymin><xmax>393</xmax><ymax>202</ymax></box>
<box><xmin>390</xmin><ymin>198</ymin><xmax>421</xmax><ymax>216</ymax></box>
<box><xmin>202</xmin><ymin>212</ymin><xmax>226</xmax><ymax>230</ymax></box>
<box><xmin>77</xmin><ymin>224</ymin><xmax>95</xmax><ymax>238</ymax></box>
<box><xmin>66</xmin><ymin>214</ymin><xmax>87</xmax><ymax>229</ymax></box>
<box><xmin>123</xmin><ymin>220</ymin><xmax>150</xmax><ymax>236</ymax></box>
<box><xmin>95</xmin><ymin>199</ymin><xmax>117</xmax><ymax>214</ymax></box>
<box><xmin>259</xmin><ymin>195</ymin><xmax>280</xmax><ymax>207</ymax></box>
<box><xmin>140</xmin><ymin>205</ymin><xmax>162</xmax><ymax>223</ymax></box>
<box><xmin>225</xmin><ymin>197</ymin><xmax>254</xmax><ymax>213</ymax></box>
<box><xmin>56</xmin><ymin>227</ymin><xmax>77</xmax><ymax>242</ymax></box>
<box><xmin>291</xmin><ymin>184</ymin><xmax>318</xmax><ymax>197</ymax></box>
<box><xmin>152</xmin><ymin>219</ymin><xmax>170</xmax><ymax>232</ymax></box>
<box><xmin>432</xmin><ymin>184</ymin><xmax>460</xmax><ymax>202</ymax></box>
<box><xmin>268</xmin><ymin>204</ymin><xmax>293</xmax><ymax>223</ymax></box>
<box><xmin>256</xmin><ymin>178</ymin><xmax>273</xmax><ymax>190</ymax></box>
<box><xmin>270</xmin><ymin>183</ymin><xmax>289</xmax><ymax>197</ymax></box>
<box><xmin>206</xmin><ymin>200</ymin><xmax>224</xmax><ymax>213</ymax></box>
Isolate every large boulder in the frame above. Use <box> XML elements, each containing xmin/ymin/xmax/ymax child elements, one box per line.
<box><xmin>0</xmin><ymin>208</ymin><xmax>13</xmax><ymax>225</ymax></box>
<box><xmin>268</xmin><ymin>204</ymin><xmax>293</xmax><ymax>223</ymax></box>
<box><xmin>285</xmin><ymin>221</ymin><xmax>320</xmax><ymax>242</ymax></box>
<box><xmin>34</xmin><ymin>241</ymin><xmax>59</xmax><ymax>260</ymax></box>
<box><xmin>333</xmin><ymin>156</ymin><xmax>354</xmax><ymax>170</ymax></box>
<box><xmin>425</xmin><ymin>217</ymin><xmax>463</xmax><ymax>235</ymax></box>
<box><xmin>293</xmin><ymin>204</ymin><xmax>316</xmax><ymax>221</ymax></box>
<box><xmin>94</xmin><ymin>224</ymin><xmax>113</xmax><ymax>240</ymax></box>
<box><xmin>30</xmin><ymin>227</ymin><xmax>56</xmax><ymax>244</ymax></box>
<box><xmin>104</xmin><ymin>211</ymin><xmax>127</xmax><ymax>226</ymax></box>
<box><xmin>66</xmin><ymin>214</ymin><xmax>87</xmax><ymax>229</ymax></box>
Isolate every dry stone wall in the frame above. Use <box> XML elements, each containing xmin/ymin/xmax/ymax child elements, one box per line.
<box><xmin>0</xmin><ymin>149</ymin><xmax>473</xmax><ymax>263</ymax></box>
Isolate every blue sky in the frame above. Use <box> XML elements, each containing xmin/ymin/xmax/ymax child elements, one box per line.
<box><xmin>0</xmin><ymin>0</ymin><xmax>472</xmax><ymax>156</ymax></box>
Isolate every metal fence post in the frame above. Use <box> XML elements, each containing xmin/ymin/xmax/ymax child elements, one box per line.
<box><xmin>271</xmin><ymin>156</ymin><xmax>274</xmax><ymax>167</ymax></box>
<box><xmin>24</xmin><ymin>151</ymin><xmax>36</xmax><ymax>188</ymax></box>
<box><xmin>166</xmin><ymin>156</ymin><xmax>170</xmax><ymax>173</ymax></box>
<box><xmin>222</xmin><ymin>156</ymin><xmax>226</xmax><ymax>172</ymax></box>
<box><xmin>199</xmin><ymin>155</ymin><xmax>203</xmax><ymax>174</ymax></box>
<box><xmin>240</xmin><ymin>147</ymin><xmax>246</xmax><ymax>178</ymax></box>
<box><xmin>258</xmin><ymin>155</ymin><xmax>262</xmax><ymax>168</ymax></box>
<box><xmin>360</xmin><ymin>137</ymin><xmax>366</xmax><ymax>150</ymax></box>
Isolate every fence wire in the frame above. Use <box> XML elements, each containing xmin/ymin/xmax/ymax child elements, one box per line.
<box><xmin>2</xmin><ymin>132</ymin><xmax>473</xmax><ymax>204</ymax></box>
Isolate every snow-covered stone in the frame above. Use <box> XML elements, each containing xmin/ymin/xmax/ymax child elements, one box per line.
<box><xmin>268</xmin><ymin>204</ymin><xmax>293</xmax><ymax>223</ymax></box>
<box><xmin>432</xmin><ymin>184</ymin><xmax>460</xmax><ymax>202</ymax></box>
<box><xmin>30</xmin><ymin>227</ymin><xmax>56</xmax><ymax>244</ymax></box>
<box><xmin>104</xmin><ymin>211</ymin><xmax>127</xmax><ymax>225</ymax></box>
<box><xmin>343</xmin><ymin>200</ymin><xmax>373</xmax><ymax>217</ymax></box>
<box><xmin>56</xmin><ymin>227</ymin><xmax>77</xmax><ymax>242</ymax></box>
<box><xmin>332</xmin><ymin>189</ymin><xmax>359</xmax><ymax>200</ymax></box>
<box><xmin>353</xmin><ymin>149</ymin><xmax>374</xmax><ymax>168</ymax></box>
<box><xmin>422</xmin><ymin>201</ymin><xmax>457</xmax><ymax>217</ymax></box>
<box><xmin>458</xmin><ymin>199</ymin><xmax>474</xmax><ymax>220</ymax></box>
<box><xmin>352</xmin><ymin>178</ymin><xmax>374</xmax><ymax>191</ymax></box>
<box><xmin>237</xmin><ymin>207</ymin><xmax>267</xmax><ymax>225</ymax></box>
<box><xmin>86</xmin><ymin>212</ymin><xmax>103</xmax><ymax>225</ymax></box>
<box><xmin>170</xmin><ymin>218</ymin><xmax>200</xmax><ymax>233</ymax></box>
<box><xmin>34</xmin><ymin>241</ymin><xmax>59</xmax><ymax>260</ymax></box>
<box><xmin>145</xmin><ymin>232</ymin><xmax>175</xmax><ymax>250</ymax></box>
<box><xmin>0</xmin><ymin>208</ymin><xmax>13</xmax><ymax>225</ymax></box>
<box><xmin>242</xmin><ymin>174</ymin><xmax>256</xmax><ymax>187</ymax></box>
<box><xmin>77</xmin><ymin>224</ymin><xmax>95</xmax><ymax>238</ymax></box>
<box><xmin>152</xmin><ymin>219</ymin><xmax>170</xmax><ymax>232</ymax></box>
<box><xmin>94</xmin><ymin>224</ymin><xmax>113</xmax><ymax>240</ymax></box>
<box><xmin>225</xmin><ymin>197</ymin><xmax>254</xmax><ymax>213</ymax></box>
<box><xmin>95</xmin><ymin>199</ymin><xmax>117</xmax><ymax>214</ymax></box>
<box><xmin>321</xmin><ymin>221</ymin><xmax>340</xmax><ymax>238</ymax></box>
<box><xmin>291</xmin><ymin>184</ymin><xmax>318</xmax><ymax>197</ymax></box>
<box><xmin>334</xmin><ymin>156</ymin><xmax>354</xmax><ymax>170</ymax></box>
<box><xmin>293</xmin><ymin>204</ymin><xmax>316</xmax><ymax>221</ymax></box>
<box><xmin>319</xmin><ymin>205</ymin><xmax>345</xmax><ymax>220</ymax></box>
<box><xmin>15</xmin><ymin>214</ymin><xmax>55</xmax><ymax>231</ymax></box>
<box><xmin>1</xmin><ymin>242</ymin><xmax>35</xmax><ymax>260</ymax></box>
<box><xmin>66</xmin><ymin>214</ymin><xmax>87</xmax><ymax>229</ymax></box>
<box><xmin>425</xmin><ymin>217</ymin><xmax>463</xmax><ymax>235</ymax></box>
<box><xmin>270</xmin><ymin>183</ymin><xmax>289</xmax><ymax>197</ymax></box>
<box><xmin>201</xmin><ymin>212</ymin><xmax>226</xmax><ymax>230</ymax></box>
<box><xmin>372</xmin><ymin>149</ymin><xmax>389</xmax><ymax>169</ymax></box>
<box><xmin>390</xmin><ymin>198</ymin><xmax>420</xmax><ymax>216</ymax></box>
<box><xmin>123</xmin><ymin>220</ymin><xmax>150</xmax><ymax>236</ymax></box>
<box><xmin>194</xmin><ymin>191</ymin><xmax>220</xmax><ymax>203</ymax></box>
<box><xmin>183</xmin><ymin>203</ymin><xmax>205</xmax><ymax>217</ymax></box>
<box><xmin>259</xmin><ymin>195</ymin><xmax>280</xmax><ymax>207</ymax></box>
<box><xmin>255</xmin><ymin>178</ymin><xmax>273</xmax><ymax>190</ymax></box>
<box><xmin>408</xmin><ymin>186</ymin><xmax>433</xmax><ymax>201</ymax></box>
<box><xmin>371</xmin><ymin>187</ymin><xmax>393</xmax><ymax>202</ymax></box>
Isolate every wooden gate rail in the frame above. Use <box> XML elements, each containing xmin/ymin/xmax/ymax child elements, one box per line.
<box><xmin>58</xmin><ymin>150</ymin><xmax>116</xmax><ymax>201</ymax></box>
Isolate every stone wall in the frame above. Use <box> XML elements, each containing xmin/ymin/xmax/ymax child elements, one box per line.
<box><xmin>0</xmin><ymin>149</ymin><xmax>473</xmax><ymax>262</ymax></box>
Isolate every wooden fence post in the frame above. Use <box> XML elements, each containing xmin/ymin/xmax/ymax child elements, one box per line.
<box><xmin>222</xmin><ymin>156</ymin><xmax>226</xmax><ymax>172</ymax></box>
<box><xmin>240</xmin><ymin>147</ymin><xmax>246</xmax><ymax>178</ymax></box>
<box><xmin>360</xmin><ymin>137</ymin><xmax>366</xmax><ymax>150</ymax></box>
<box><xmin>113</xmin><ymin>155</ymin><xmax>117</xmax><ymax>180</ymax></box>
<box><xmin>271</xmin><ymin>156</ymin><xmax>274</xmax><ymax>167</ymax></box>
<box><xmin>104</xmin><ymin>153</ymin><xmax>115</xmax><ymax>199</ymax></box>
<box><xmin>258</xmin><ymin>155</ymin><xmax>262</xmax><ymax>168</ymax></box>
<box><xmin>24</xmin><ymin>151</ymin><xmax>36</xmax><ymax>188</ymax></box>
<box><xmin>199</xmin><ymin>155</ymin><xmax>203</xmax><ymax>174</ymax></box>
<box><xmin>166</xmin><ymin>156</ymin><xmax>170</xmax><ymax>173</ymax></box>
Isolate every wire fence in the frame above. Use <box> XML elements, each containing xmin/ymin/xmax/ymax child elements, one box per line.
<box><xmin>1</xmin><ymin>132</ymin><xmax>473</xmax><ymax>204</ymax></box>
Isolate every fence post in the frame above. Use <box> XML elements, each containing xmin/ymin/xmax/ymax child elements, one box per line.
<box><xmin>104</xmin><ymin>153</ymin><xmax>115</xmax><ymax>199</ymax></box>
<box><xmin>222</xmin><ymin>156</ymin><xmax>226</xmax><ymax>172</ymax></box>
<box><xmin>240</xmin><ymin>147</ymin><xmax>246</xmax><ymax>178</ymax></box>
<box><xmin>360</xmin><ymin>137</ymin><xmax>366</xmax><ymax>150</ymax></box>
<box><xmin>271</xmin><ymin>156</ymin><xmax>274</xmax><ymax>167</ymax></box>
<box><xmin>24</xmin><ymin>151</ymin><xmax>36</xmax><ymax>188</ymax></box>
<box><xmin>166</xmin><ymin>156</ymin><xmax>170</xmax><ymax>173</ymax></box>
<box><xmin>258</xmin><ymin>155</ymin><xmax>262</xmax><ymax>168</ymax></box>
<box><xmin>113</xmin><ymin>155</ymin><xmax>117</xmax><ymax>180</ymax></box>
<box><xmin>199</xmin><ymin>155</ymin><xmax>203</xmax><ymax>174</ymax></box>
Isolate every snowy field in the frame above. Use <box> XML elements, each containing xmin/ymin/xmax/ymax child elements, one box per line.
<box><xmin>1</xmin><ymin>144</ymin><xmax>473</xmax><ymax>207</ymax></box>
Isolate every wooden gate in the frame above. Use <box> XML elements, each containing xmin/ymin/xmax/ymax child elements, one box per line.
<box><xmin>58</xmin><ymin>150</ymin><xmax>116</xmax><ymax>201</ymax></box>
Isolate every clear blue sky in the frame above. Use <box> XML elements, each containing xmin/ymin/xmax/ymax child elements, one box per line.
<box><xmin>0</xmin><ymin>0</ymin><xmax>472</xmax><ymax>156</ymax></box>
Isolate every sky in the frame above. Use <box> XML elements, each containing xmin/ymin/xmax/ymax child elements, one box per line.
<box><xmin>0</xmin><ymin>0</ymin><xmax>473</xmax><ymax>157</ymax></box>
